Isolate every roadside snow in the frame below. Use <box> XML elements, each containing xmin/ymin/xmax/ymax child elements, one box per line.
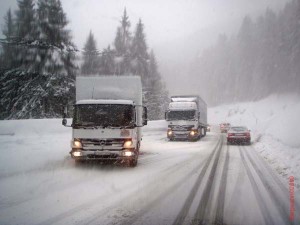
<box><xmin>0</xmin><ymin>119</ymin><xmax>71</xmax><ymax>178</ymax></box>
<box><xmin>208</xmin><ymin>94</ymin><xmax>300</xmax><ymax>186</ymax></box>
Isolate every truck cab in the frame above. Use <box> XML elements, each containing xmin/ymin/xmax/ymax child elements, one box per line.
<box><xmin>165</xmin><ymin>95</ymin><xmax>207</xmax><ymax>141</ymax></box>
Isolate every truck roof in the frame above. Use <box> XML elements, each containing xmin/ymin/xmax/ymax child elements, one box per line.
<box><xmin>168</xmin><ymin>102</ymin><xmax>197</xmax><ymax>110</ymax></box>
<box><xmin>76</xmin><ymin>99</ymin><xmax>134</xmax><ymax>105</ymax></box>
<box><xmin>171</xmin><ymin>95</ymin><xmax>207</xmax><ymax>106</ymax></box>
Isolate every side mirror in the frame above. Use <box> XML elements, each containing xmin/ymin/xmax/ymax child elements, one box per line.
<box><xmin>62</xmin><ymin>106</ymin><xmax>71</xmax><ymax>127</ymax></box>
<box><xmin>63</xmin><ymin>106</ymin><xmax>68</xmax><ymax>118</ymax></box>
<box><xmin>165</xmin><ymin>111</ymin><xmax>167</xmax><ymax>120</ymax></box>
<box><xmin>143</xmin><ymin>106</ymin><xmax>148</xmax><ymax>125</ymax></box>
<box><xmin>62</xmin><ymin>118</ymin><xmax>67</xmax><ymax>126</ymax></box>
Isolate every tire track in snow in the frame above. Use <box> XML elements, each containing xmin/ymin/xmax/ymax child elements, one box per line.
<box><xmin>243</xmin><ymin>147</ymin><xmax>292</xmax><ymax>225</ymax></box>
<box><xmin>34</xmin><ymin>146</ymin><xmax>211</xmax><ymax>225</ymax></box>
<box><xmin>86</xmin><ymin>136</ymin><xmax>222</xmax><ymax>225</ymax></box>
<box><xmin>214</xmin><ymin>142</ymin><xmax>230</xmax><ymax>225</ymax></box>
<box><xmin>239</xmin><ymin>147</ymin><xmax>274</xmax><ymax>225</ymax></box>
<box><xmin>248</xmin><ymin>145</ymin><xmax>289</xmax><ymax>193</ymax></box>
<box><xmin>172</xmin><ymin>136</ymin><xmax>223</xmax><ymax>225</ymax></box>
<box><xmin>192</xmin><ymin>136</ymin><xmax>224</xmax><ymax>224</ymax></box>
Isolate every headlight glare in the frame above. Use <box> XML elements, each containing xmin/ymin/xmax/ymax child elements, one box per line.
<box><xmin>72</xmin><ymin>140</ymin><xmax>82</xmax><ymax>148</ymax></box>
<box><xmin>123</xmin><ymin>140</ymin><xmax>133</xmax><ymax>148</ymax></box>
<box><xmin>72</xmin><ymin>151</ymin><xmax>82</xmax><ymax>157</ymax></box>
<box><xmin>123</xmin><ymin>151</ymin><xmax>134</xmax><ymax>157</ymax></box>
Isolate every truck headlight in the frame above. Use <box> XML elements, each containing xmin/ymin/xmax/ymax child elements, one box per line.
<box><xmin>190</xmin><ymin>130</ymin><xmax>196</xmax><ymax>136</ymax></box>
<box><xmin>72</xmin><ymin>139</ymin><xmax>82</xmax><ymax>148</ymax></box>
<box><xmin>123</xmin><ymin>140</ymin><xmax>133</xmax><ymax>148</ymax></box>
<box><xmin>123</xmin><ymin>151</ymin><xmax>134</xmax><ymax>157</ymax></box>
<box><xmin>72</xmin><ymin>151</ymin><xmax>82</xmax><ymax>157</ymax></box>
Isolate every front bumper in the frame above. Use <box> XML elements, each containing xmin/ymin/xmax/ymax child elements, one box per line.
<box><xmin>167</xmin><ymin>130</ymin><xmax>199</xmax><ymax>140</ymax></box>
<box><xmin>70</xmin><ymin>149</ymin><xmax>137</xmax><ymax>161</ymax></box>
<box><xmin>227</xmin><ymin>137</ymin><xmax>250</xmax><ymax>143</ymax></box>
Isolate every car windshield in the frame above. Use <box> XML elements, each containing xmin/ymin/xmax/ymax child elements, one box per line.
<box><xmin>230</xmin><ymin>127</ymin><xmax>248</xmax><ymax>132</ymax></box>
<box><xmin>73</xmin><ymin>104</ymin><xmax>134</xmax><ymax>128</ymax></box>
<box><xmin>167</xmin><ymin>110</ymin><xmax>196</xmax><ymax>121</ymax></box>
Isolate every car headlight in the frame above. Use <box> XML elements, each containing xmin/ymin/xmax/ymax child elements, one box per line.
<box><xmin>190</xmin><ymin>130</ymin><xmax>196</xmax><ymax>136</ymax></box>
<box><xmin>167</xmin><ymin>129</ymin><xmax>173</xmax><ymax>136</ymax></box>
<box><xmin>123</xmin><ymin>139</ymin><xmax>133</xmax><ymax>148</ymax></box>
<box><xmin>72</xmin><ymin>139</ymin><xmax>82</xmax><ymax>148</ymax></box>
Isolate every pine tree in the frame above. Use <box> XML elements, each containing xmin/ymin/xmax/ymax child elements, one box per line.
<box><xmin>33</xmin><ymin>0</ymin><xmax>76</xmax><ymax>117</ymax></box>
<box><xmin>1</xmin><ymin>9</ymin><xmax>16</xmax><ymax>69</ymax></box>
<box><xmin>114</xmin><ymin>8</ymin><xmax>131</xmax><ymax>75</ymax></box>
<box><xmin>131</xmin><ymin>19</ymin><xmax>149</xmax><ymax>82</ymax></box>
<box><xmin>15</xmin><ymin>0</ymin><xmax>38</xmax><ymax>71</ymax></box>
<box><xmin>144</xmin><ymin>50</ymin><xmax>168</xmax><ymax>120</ymax></box>
<box><xmin>0</xmin><ymin>0</ymin><xmax>38</xmax><ymax>119</ymax></box>
<box><xmin>100</xmin><ymin>45</ymin><xmax>115</xmax><ymax>75</ymax></box>
<box><xmin>81</xmin><ymin>31</ymin><xmax>100</xmax><ymax>75</ymax></box>
<box><xmin>0</xmin><ymin>0</ymin><xmax>77</xmax><ymax>119</ymax></box>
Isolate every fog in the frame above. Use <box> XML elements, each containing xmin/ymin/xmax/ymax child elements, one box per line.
<box><xmin>0</xmin><ymin>0</ymin><xmax>290</xmax><ymax>100</ymax></box>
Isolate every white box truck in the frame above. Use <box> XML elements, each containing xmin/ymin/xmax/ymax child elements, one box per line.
<box><xmin>165</xmin><ymin>95</ymin><xmax>207</xmax><ymax>141</ymax></box>
<box><xmin>62</xmin><ymin>76</ymin><xmax>147</xmax><ymax>167</ymax></box>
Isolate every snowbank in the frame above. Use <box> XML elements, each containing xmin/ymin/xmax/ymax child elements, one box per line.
<box><xmin>0</xmin><ymin>119</ymin><xmax>71</xmax><ymax>178</ymax></box>
<box><xmin>209</xmin><ymin>94</ymin><xmax>300</xmax><ymax>184</ymax></box>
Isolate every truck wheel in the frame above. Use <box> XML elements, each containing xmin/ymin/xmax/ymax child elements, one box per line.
<box><xmin>75</xmin><ymin>159</ymin><xmax>84</xmax><ymax>166</ymax></box>
<box><xmin>129</xmin><ymin>158</ymin><xmax>137</xmax><ymax>167</ymax></box>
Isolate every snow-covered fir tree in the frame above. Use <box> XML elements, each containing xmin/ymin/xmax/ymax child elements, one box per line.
<box><xmin>99</xmin><ymin>45</ymin><xmax>115</xmax><ymax>75</ymax></box>
<box><xmin>114</xmin><ymin>8</ymin><xmax>132</xmax><ymax>75</ymax></box>
<box><xmin>130</xmin><ymin>19</ymin><xmax>149</xmax><ymax>83</ymax></box>
<box><xmin>81</xmin><ymin>31</ymin><xmax>99</xmax><ymax>75</ymax></box>
<box><xmin>1</xmin><ymin>9</ymin><xmax>16</xmax><ymax>69</ymax></box>
<box><xmin>0</xmin><ymin>0</ymin><xmax>77</xmax><ymax>119</ymax></box>
<box><xmin>0</xmin><ymin>0</ymin><xmax>38</xmax><ymax>119</ymax></box>
<box><xmin>144</xmin><ymin>50</ymin><xmax>169</xmax><ymax>120</ymax></box>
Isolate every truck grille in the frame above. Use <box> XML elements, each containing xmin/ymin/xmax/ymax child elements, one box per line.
<box><xmin>168</xmin><ymin>125</ymin><xmax>194</xmax><ymax>131</ymax></box>
<box><xmin>81</xmin><ymin>139</ymin><xmax>124</xmax><ymax>150</ymax></box>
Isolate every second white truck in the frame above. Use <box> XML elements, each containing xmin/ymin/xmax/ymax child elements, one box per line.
<box><xmin>165</xmin><ymin>95</ymin><xmax>207</xmax><ymax>141</ymax></box>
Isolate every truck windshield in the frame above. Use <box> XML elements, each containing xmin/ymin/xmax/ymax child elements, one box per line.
<box><xmin>73</xmin><ymin>104</ymin><xmax>134</xmax><ymax>128</ymax></box>
<box><xmin>167</xmin><ymin>110</ymin><xmax>196</xmax><ymax>121</ymax></box>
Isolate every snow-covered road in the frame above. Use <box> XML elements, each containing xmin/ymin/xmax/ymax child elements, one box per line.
<box><xmin>0</xmin><ymin>120</ymin><xmax>299</xmax><ymax>225</ymax></box>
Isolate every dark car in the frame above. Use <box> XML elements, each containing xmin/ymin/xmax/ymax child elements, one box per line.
<box><xmin>227</xmin><ymin>126</ymin><xmax>251</xmax><ymax>145</ymax></box>
<box><xmin>220</xmin><ymin>123</ymin><xmax>231</xmax><ymax>133</ymax></box>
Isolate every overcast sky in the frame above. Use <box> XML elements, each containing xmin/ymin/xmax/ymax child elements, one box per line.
<box><xmin>0</xmin><ymin>0</ymin><xmax>287</xmax><ymax>50</ymax></box>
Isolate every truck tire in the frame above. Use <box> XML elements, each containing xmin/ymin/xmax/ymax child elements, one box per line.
<box><xmin>201</xmin><ymin>127</ymin><xmax>206</xmax><ymax>137</ymax></box>
<box><xmin>129</xmin><ymin>158</ymin><xmax>137</xmax><ymax>167</ymax></box>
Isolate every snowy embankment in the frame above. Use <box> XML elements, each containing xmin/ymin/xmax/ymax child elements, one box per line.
<box><xmin>209</xmin><ymin>94</ymin><xmax>300</xmax><ymax>186</ymax></box>
<box><xmin>0</xmin><ymin>119</ymin><xmax>72</xmax><ymax>178</ymax></box>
